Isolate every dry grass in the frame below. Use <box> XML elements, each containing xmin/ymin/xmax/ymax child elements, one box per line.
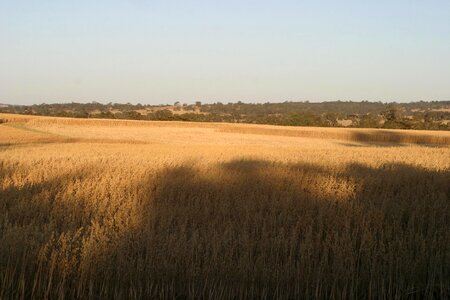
<box><xmin>2</xmin><ymin>113</ymin><xmax>450</xmax><ymax>145</ymax></box>
<box><xmin>0</xmin><ymin>114</ymin><xmax>449</xmax><ymax>299</ymax></box>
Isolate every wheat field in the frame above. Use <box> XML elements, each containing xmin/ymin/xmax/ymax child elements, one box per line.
<box><xmin>0</xmin><ymin>114</ymin><xmax>449</xmax><ymax>299</ymax></box>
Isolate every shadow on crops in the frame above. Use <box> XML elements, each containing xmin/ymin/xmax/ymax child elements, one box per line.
<box><xmin>0</xmin><ymin>164</ymin><xmax>100</xmax><ymax>251</ymax></box>
<box><xmin>0</xmin><ymin>164</ymin><xmax>102</xmax><ymax>297</ymax></box>
<box><xmin>347</xmin><ymin>130</ymin><xmax>450</xmax><ymax>147</ymax></box>
<box><xmin>106</xmin><ymin>160</ymin><xmax>449</xmax><ymax>298</ymax></box>
<box><xmin>0</xmin><ymin>160</ymin><xmax>449</xmax><ymax>299</ymax></box>
<box><xmin>0</xmin><ymin>139</ymin><xmax>148</xmax><ymax>151</ymax></box>
<box><xmin>0</xmin><ymin>143</ymin><xmax>12</xmax><ymax>149</ymax></box>
<box><xmin>336</xmin><ymin>141</ymin><xmax>406</xmax><ymax>148</ymax></box>
<box><xmin>0</xmin><ymin>140</ymin><xmax>70</xmax><ymax>150</ymax></box>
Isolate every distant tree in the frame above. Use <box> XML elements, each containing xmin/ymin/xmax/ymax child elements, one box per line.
<box><xmin>381</xmin><ymin>108</ymin><xmax>399</xmax><ymax>121</ymax></box>
<box><xmin>119</xmin><ymin>110</ymin><xmax>142</xmax><ymax>120</ymax></box>
<box><xmin>323</xmin><ymin>113</ymin><xmax>337</xmax><ymax>126</ymax></box>
<box><xmin>155</xmin><ymin>109</ymin><xmax>174</xmax><ymax>120</ymax></box>
<box><xmin>359</xmin><ymin>114</ymin><xmax>379</xmax><ymax>128</ymax></box>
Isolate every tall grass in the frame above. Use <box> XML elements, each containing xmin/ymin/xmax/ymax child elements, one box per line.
<box><xmin>2</xmin><ymin>113</ymin><xmax>450</xmax><ymax>146</ymax></box>
<box><xmin>0</xmin><ymin>117</ymin><xmax>449</xmax><ymax>299</ymax></box>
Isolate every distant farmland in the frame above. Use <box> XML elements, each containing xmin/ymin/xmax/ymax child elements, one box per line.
<box><xmin>1</xmin><ymin>114</ymin><xmax>449</xmax><ymax>299</ymax></box>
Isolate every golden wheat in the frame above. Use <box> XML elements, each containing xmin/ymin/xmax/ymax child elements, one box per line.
<box><xmin>2</xmin><ymin>113</ymin><xmax>450</xmax><ymax>145</ymax></box>
<box><xmin>0</xmin><ymin>114</ymin><xmax>449</xmax><ymax>299</ymax></box>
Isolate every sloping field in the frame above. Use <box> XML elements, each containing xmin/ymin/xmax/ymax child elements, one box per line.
<box><xmin>0</xmin><ymin>114</ymin><xmax>449</xmax><ymax>299</ymax></box>
<box><xmin>2</xmin><ymin>113</ymin><xmax>450</xmax><ymax>145</ymax></box>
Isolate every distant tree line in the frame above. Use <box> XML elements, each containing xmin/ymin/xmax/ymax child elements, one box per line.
<box><xmin>1</xmin><ymin>100</ymin><xmax>449</xmax><ymax>130</ymax></box>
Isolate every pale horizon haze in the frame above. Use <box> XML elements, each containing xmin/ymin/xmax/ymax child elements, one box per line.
<box><xmin>1</xmin><ymin>0</ymin><xmax>450</xmax><ymax>105</ymax></box>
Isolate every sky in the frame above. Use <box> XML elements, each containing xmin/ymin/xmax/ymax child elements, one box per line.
<box><xmin>1</xmin><ymin>0</ymin><xmax>450</xmax><ymax>105</ymax></box>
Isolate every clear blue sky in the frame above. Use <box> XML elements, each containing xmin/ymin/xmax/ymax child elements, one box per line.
<box><xmin>1</xmin><ymin>0</ymin><xmax>450</xmax><ymax>105</ymax></box>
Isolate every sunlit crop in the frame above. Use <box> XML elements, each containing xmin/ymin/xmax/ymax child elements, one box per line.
<box><xmin>1</xmin><ymin>114</ymin><xmax>449</xmax><ymax>299</ymax></box>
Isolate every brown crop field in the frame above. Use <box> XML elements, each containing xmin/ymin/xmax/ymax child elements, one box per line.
<box><xmin>0</xmin><ymin>113</ymin><xmax>449</xmax><ymax>299</ymax></box>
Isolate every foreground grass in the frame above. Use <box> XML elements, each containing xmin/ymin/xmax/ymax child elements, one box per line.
<box><xmin>0</xmin><ymin>116</ymin><xmax>449</xmax><ymax>299</ymax></box>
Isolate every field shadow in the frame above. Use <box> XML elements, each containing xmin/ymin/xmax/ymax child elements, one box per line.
<box><xmin>336</xmin><ymin>141</ymin><xmax>406</xmax><ymax>148</ymax></box>
<box><xmin>347</xmin><ymin>130</ymin><xmax>450</xmax><ymax>147</ymax></box>
<box><xmin>0</xmin><ymin>143</ymin><xmax>12</xmax><ymax>149</ymax></box>
<box><xmin>0</xmin><ymin>164</ymin><xmax>104</xmax><ymax>298</ymax></box>
<box><xmin>0</xmin><ymin>159</ymin><xmax>449</xmax><ymax>299</ymax></box>
<box><xmin>105</xmin><ymin>159</ymin><xmax>449</xmax><ymax>298</ymax></box>
<box><xmin>0</xmin><ymin>140</ymin><xmax>71</xmax><ymax>151</ymax></box>
<box><xmin>0</xmin><ymin>139</ymin><xmax>148</xmax><ymax>152</ymax></box>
